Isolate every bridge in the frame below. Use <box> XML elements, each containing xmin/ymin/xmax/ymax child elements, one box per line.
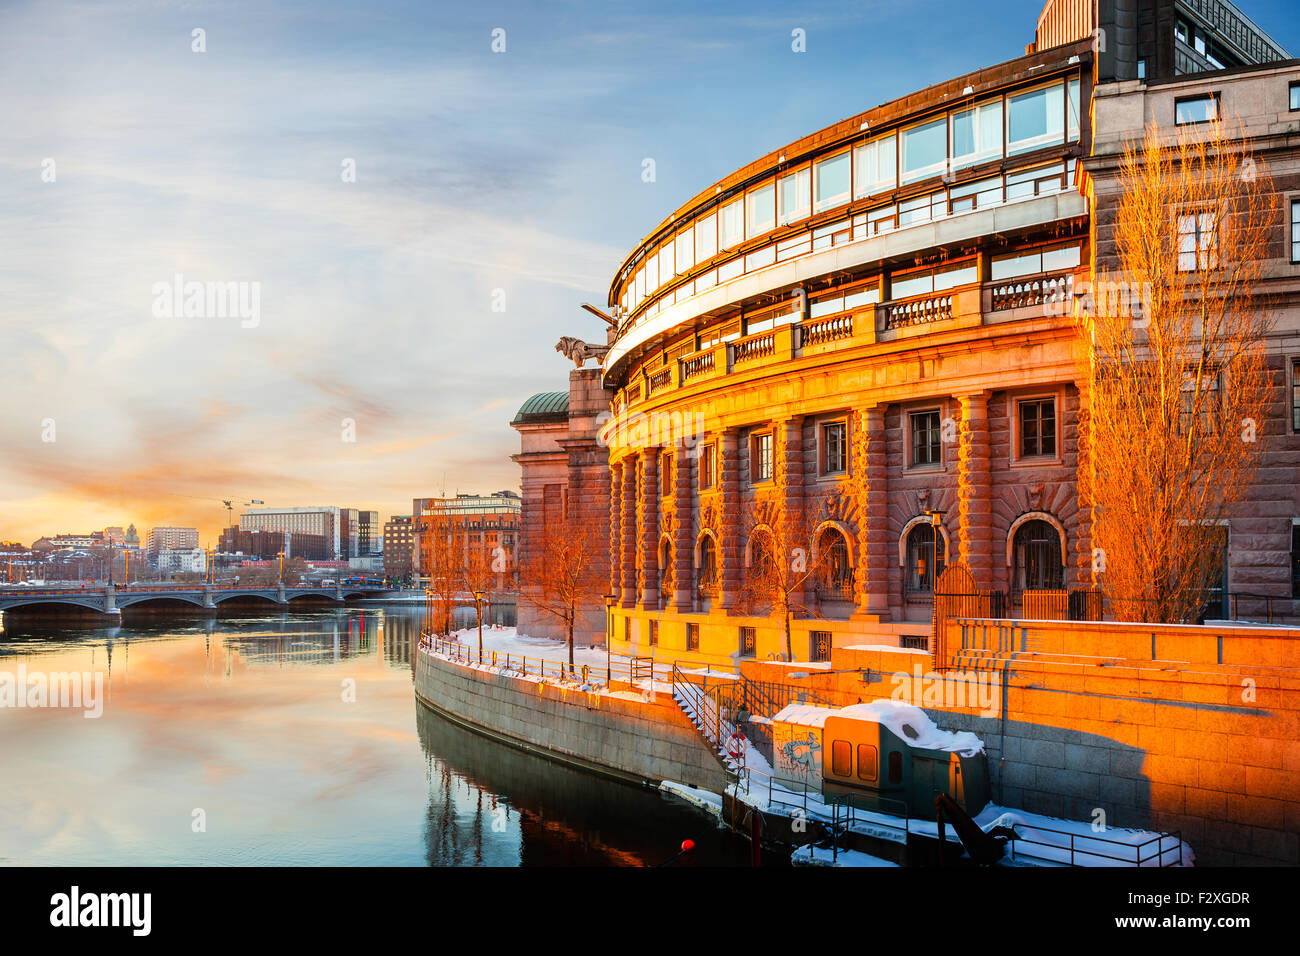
<box><xmin>0</xmin><ymin>582</ymin><xmax>391</xmax><ymax>617</ymax></box>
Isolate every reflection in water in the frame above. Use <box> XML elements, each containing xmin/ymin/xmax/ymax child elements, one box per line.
<box><xmin>0</xmin><ymin>606</ymin><xmax>750</xmax><ymax>866</ymax></box>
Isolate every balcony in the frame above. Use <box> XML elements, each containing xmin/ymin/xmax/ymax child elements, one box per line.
<box><xmin>612</xmin><ymin>268</ymin><xmax>1080</xmax><ymax>412</ymax></box>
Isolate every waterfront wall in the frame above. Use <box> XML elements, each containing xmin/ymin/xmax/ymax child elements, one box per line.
<box><xmin>776</xmin><ymin>622</ymin><xmax>1300</xmax><ymax>866</ymax></box>
<box><xmin>414</xmin><ymin>646</ymin><xmax>727</xmax><ymax>792</ymax></box>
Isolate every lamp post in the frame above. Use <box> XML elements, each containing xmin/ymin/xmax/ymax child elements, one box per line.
<box><xmin>277</xmin><ymin>551</ymin><xmax>285</xmax><ymax>585</ymax></box>
<box><xmin>604</xmin><ymin>594</ymin><xmax>617</xmax><ymax>682</ymax></box>
<box><xmin>473</xmin><ymin>589</ymin><xmax>485</xmax><ymax>663</ymax></box>
<box><xmin>924</xmin><ymin>510</ymin><xmax>945</xmax><ymax>593</ymax></box>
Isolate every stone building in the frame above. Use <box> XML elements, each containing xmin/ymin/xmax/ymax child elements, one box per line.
<box><xmin>511</xmin><ymin>366</ymin><xmax>614</xmax><ymax>644</ymax></box>
<box><xmin>587</xmin><ymin>3</ymin><xmax>1298</xmax><ymax>666</ymax></box>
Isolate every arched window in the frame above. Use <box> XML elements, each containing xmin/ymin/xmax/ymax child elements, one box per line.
<box><xmin>1013</xmin><ymin>519</ymin><xmax>1064</xmax><ymax>594</ymax></box>
<box><xmin>697</xmin><ymin>536</ymin><xmax>718</xmax><ymax>596</ymax></box>
<box><xmin>817</xmin><ymin>527</ymin><xmax>853</xmax><ymax>598</ymax></box>
<box><xmin>905</xmin><ymin>524</ymin><xmax>945</xmax><ymax>594</ymax></box>
<box><xmin>749</xmin><ymin>530</ymin><xmax>778</xmax><ymax>583</ymax></box>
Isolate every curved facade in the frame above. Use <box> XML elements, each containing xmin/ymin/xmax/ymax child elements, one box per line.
<box><xmin>601</xmin><ymin>39</ymin><xmax>1099</xmax><ymax>664</ymax></box>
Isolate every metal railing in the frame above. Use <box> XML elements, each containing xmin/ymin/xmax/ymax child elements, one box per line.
<box><xmin>1004</xmin><ymin>822</ymin><xmax>1185</xmax><ymax>867</ymax></box>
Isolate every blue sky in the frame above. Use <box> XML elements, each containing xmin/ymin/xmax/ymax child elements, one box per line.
<box><xmin>2</xmin><ymin>0</ymin><xmax>1297</xmax><ymax>543</ymax></box>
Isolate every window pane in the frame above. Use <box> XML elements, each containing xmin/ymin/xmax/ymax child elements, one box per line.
<box><xmin>1042</xmin><ymin>243</ymin><xmax>1082</xmax><ymax>272</ymax></box>
<box><xmin>902</xmin><ymin>117</ymin><xmax>948</xmax><ymax>183</ymax></box>
<box><xmin>676</xmin><ymin>228</ymin><xmax>694</xmax><ymax>273</ymax></box>
<box><xmin>1292</xmin><ymin>84</ymin><xmax>1300</xmax><ymax>111</ymax></box>
<box><xmin>778</xmin><ymin>167</ymin><xmax>810</xmax><ymax>225</ymax></box>
<box><xmin>658</xmin><ymin>243</ymin><xmax>674</xmax><ymax>283</ymax></box>
<box><xmin>746</xmin><ymin>182</ymin><xmax>775</xmax><ymax>237</ymax></box>
<box><xmin>952</xmin><ymin>101</ymin><xmax>1003</xmax><ymax>169</ymax></box>
<box><xmin>831</xmin><ymin>740</ymin><xmax>852</xmax><ymax>777</ymax></box>
<box><xmin>719</xmin><ymin>197</ymin><xmax>744</xmax><ymax>249</ymax></box>
<box><xmin>1008</xmin><ymin>84</ymin><xmax>1065</xmax><ymax>154</ymax></box>
<box><xmin>1175</xmin><ymin>95</ymin><xmax>1218</xmax><ymax>125</ymax></box>
<box><xmin>854</xmin><ymin>134</ymin><xmax>897</xmax><ymax>198</ymax></box>
<box><xmin>933</xmin><ymin>264</ymin><xmax>977</xmax><ymax>291</ymax></box>
<box><xmin>893</xmin><ymin>272</ymin><xmax>933</xmax><ymax>299</ymax></box>
<box><xmin>814</xmin><ymin>152</ymin><xmax>851</xmax><ymax>213</ymax></box>
<box><xmin>992</xmin><ymin>250</ymin><xmax>1042</xmax><ymax>280</ymax></box>
<box><xmin>695</xmin><ymin>213</ymin><xmax>717</xmax><ymax>262</ymax></box>
<box><xmin>1067</xmin><ymin>78</ymin><xmax>1081</xmax><ymax>141</ymax></box>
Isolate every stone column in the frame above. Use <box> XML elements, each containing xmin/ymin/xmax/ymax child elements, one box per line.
<box><xmin>855</xmin><ymin>405</ymin><xmax>891</xmax><ymax>618</ymax></box>
<box><xmin>673</xmin><ymin>446</ymin><xmax>694</xmax><ymax>612</ymax></box>
<box><xmin>608</xmin><ymin>461</ymin><xmax>622</xmax><ymax>596</ymax></box>
<box><xmin>638</xmin><ymin>448</ymin><xmax>660</xmax><ymax>607</ymax></box>
<box><xmin>958</xmin><ymin>393</ymin><xmax>993</xmax><ymax>586</ymax></box>
<box><xmin>1071</xmin><ymin>383</ymin><xmax>1092</xmax><ymax>588</ymax></box>
<box><xmin>718</xmin><ymin>427</ymin><xmax>742</xmax><ymax>611</ymax></box>
<box><xmin>619</xmin><ymin>455</ymin><xmax>637</xmax><ymax>607</ymax></box>
<box><xmin>780</xmin><ymin>416</ymin><xmax>806</xmax><ymax>611</ymax></box>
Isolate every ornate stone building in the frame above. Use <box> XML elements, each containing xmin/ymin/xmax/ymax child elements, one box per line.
<box><xmin>592</xmin><ymin>6</ymin><xmax>1300</xmax><ymax>666</ymax></box>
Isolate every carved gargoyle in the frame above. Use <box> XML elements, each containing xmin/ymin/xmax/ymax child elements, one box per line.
<box><xmin>555</xmin><ymin>336</ymin><xmax>611</xmax><ymax>369</ymax></box>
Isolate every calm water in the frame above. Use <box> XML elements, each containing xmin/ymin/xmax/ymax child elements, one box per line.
<box><xmin>0</xmin><ymin>605</ymin><xmax>750</xmax><ymax>866</ymax></box>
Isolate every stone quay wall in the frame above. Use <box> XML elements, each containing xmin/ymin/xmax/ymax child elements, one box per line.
<box><xmin>414</xmin><ymin>645</ymin><xmax>726</xmax><ymax>793</ymax></box>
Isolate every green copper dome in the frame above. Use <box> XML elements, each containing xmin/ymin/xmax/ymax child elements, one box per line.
<box><xmin>511</xmin><ymin>391</ymin><xmax>569</xmax><ymax>425</ymax></box>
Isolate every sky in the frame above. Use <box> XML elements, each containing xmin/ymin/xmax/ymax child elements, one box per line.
<box><xmin>2</xmin><ymin>0</ymin><xmax>1298</xmax><ymax>547</ymax></box>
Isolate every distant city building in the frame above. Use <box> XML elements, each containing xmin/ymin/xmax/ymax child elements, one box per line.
<box><xmin>32</xmin><ymin>532</ymin><xmax>107</xmax><ymax>551</ymax></box>
<box><xmin>412</xmin><ymin>491</ymin><xmax>521</xmax><ymax>589</ymax></box>
<box><xmin>348</xmin><ymin>555</ymin><xmax>384</xmax><ymax>573</ymax></box>
<box><xmin>217</xmin><ymin>527</ymin><xmax>330</xmax><ymax>561</ymax></box>
<box><xmin>102</xmin><ymin>527</ymin><xmax>126</xmax><ymax>547</ymax></box>
<box><xmin>383</xmin><ymin>515</ymin><xmax>415</xmax><ymax>583</ymax></box>
<box><xmin>124</xmin><ymin>523</ymin><xmax>141</xmax><ymax>549</ymax></box>
<box><xmin>156</xmin><ymin>547</ymin><xmax>207</xmax><ymax>575</ymax></box>
<box><xmin>145</xmin><ymin>527</ymin><xmax>200</xmax><ymax>563</ymax></box>
<box><xmin>239</xmin><ymin>506</ymin><xmax>378</xmax><ymax>559</ymax></box>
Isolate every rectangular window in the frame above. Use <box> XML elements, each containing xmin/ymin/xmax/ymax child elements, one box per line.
<box><xmin>951</xmin><ymin>101</ymin><xmax>1003</xmax><ymax>170</ymax></box>
<box><xmin>660</xmin><ymin>454</ymin><xmax>673</xmax><ymax>497</ymax></box>
<box><xmin>675</xmin><ymin>227</ymin><xmax>695</xmax><ymax>274</ymax></box>
<box><xmin>740</xmin><ymin>626</ymin><xmax>756</xmax><ymax>657</ymax></box>
<box><xmin>1291</xmin><ymin>82</ymin><xmax>1300</xmax><ymax>112</ymax></box>
<box><xmin>822</xmin><ymin>421</ymin><xmax>847</xmax><ymax>474</ymax></box>
<box><xmin>778</xmin><ymin>167</ymin><xmax>811</xmax><ymax>225</ymax></box>
<box><xmin>992</xmin><ymin>242</ymin><xmax>1081</xmax><ymax>280</ymax></box>
<box><xmin>1292</xmin><ymin>359</ymin><xmax>1300</xmax><ymax>432</ymax></box>
<box><xmin>746</xmin><ymin>182</ymin><xmax>775</xmax><ymax>238</ymax></box>
<box><xmin>1178</xmin><ymin>211</ymin><xmax>1217</xmax><ymax>272</ymax></box>
<box><xmin>752</xmin><ymin>433</ymin><xmax>773</xmax><ymax>482</ymax></box>
<box><xmin>695</xmin><ymin>213</ymin><xmax>717</xmax><ymax>263</ymax></box>
<box><xmin>1291</xmin><ymin>200</ymin><xmax>1300</xmax><ymax>264</ymax></box>
<box><xmin>810</xmin><ymin>631</ymin><xmax>832</xmax><ymax>662</ymax></box>
<box><xmin>687</xmin><ymin>623</ymin><xmax>700</xmax><ymax>651</ymax></box>
<box><xmin>699</xmin><ymin>443</ymin><xmax>716</xmax><ymax>490</ymax></box>
<box><xmin>910</xmin><ymin>410</ymin><xmax>942</xmax><ymax>466</ymax></box>
<box><xmin>1067</xmin><ymin>77</ymin><xmax>1081</xmax><ymax>141</ymax></box>
<box><xmin>831</xmin><ymin>740</ymin><xmax>852</xmax><ymax>777</ymax></box>
<box><xmin>814</xmin><ymin>151</ymin><xmax>851</xmax><ymax>213</ymax></box>
<box><xmin>1181</xmin><ymin>369</ymin><xmax>1224</xmax><ymax>437</ymax></box>
<box><xmin>856</xmin><ymin>744</ymin><xmax>878</xmax><ymax>782</ymax></box>
<box><xmin>1175</xmin><ymin>93</ymin><xmax>1219</xmax><ymax>126</ymax></box>
<box><xmin>719</xmin><ymin>196</ymin><xmax>744</xmax><ymax>249</ymax></box>
<box><xmin>658</xmin><ymin>243</ymin><xmax>674</xmax><ymax>284</ymax></box>
<box><xmin>1007</xmin><ymin>83</ymin><xmax>1065</xmax><ymax>155</ymax></box>
<box><xmin>853</xmin><ymin>133</ymin><xmax>897</xmax><ymax>198</ymax></box>
<box><xmin>1292</xmin><ymin>525</ymin><xmax>1300</xmax><ymax>599</ymax></box>
<box><xmin>902</xmin><ymin>116</ymin><xmax>948</xmax><ymax>183</ymax></box>
<box><xmin>648</xmin><ymin>620</ymin><xmax>658</xmax><ymax>646</ymax></box>
<box><xmin>1019</xmin><ymin>398</ymin><xmax>1057</xmax><ymax>458</ymax></box>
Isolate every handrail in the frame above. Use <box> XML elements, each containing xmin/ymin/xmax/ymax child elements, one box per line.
<box><xmin>1004</xmin><ymin>822</ymin><xmax>1185</xmax><ymax>867</ymax></box>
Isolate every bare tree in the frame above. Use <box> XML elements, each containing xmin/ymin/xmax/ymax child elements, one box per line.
<box><xmin>736</xmin><ymin>431</ymin><xmax>847</xmax><ymax>659</ymax></box>
<box><xmin>520</xmin><ymin>508</ymin><xmax>605</xmax><ymax>669</ymax></box>
<box><xmin>1077</xmin><ymin>118</ymin><xmax>1276</xmax><ymax>624</ymax></box>
<box><xmin>420</xmin><ymin>502</ymin><xmax>463</xmax><ymax>638</ymax></box>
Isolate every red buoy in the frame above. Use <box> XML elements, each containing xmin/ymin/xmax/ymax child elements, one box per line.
<box><xmin>680</xmin><ymin>839</ymin><xmax>695</xmax><ymax>853</ymax></box>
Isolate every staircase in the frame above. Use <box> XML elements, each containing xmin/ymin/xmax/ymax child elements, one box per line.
<box><xmin>669</xmin><ymin>663</ymin><xmax>748</xmax><ymax>777</ymax></box>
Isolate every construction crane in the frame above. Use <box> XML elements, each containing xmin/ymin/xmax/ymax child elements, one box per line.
<box><xmin>171</xmin><ymin>494</ymin><xmax>265</xmax><ymax>530</ymax></box>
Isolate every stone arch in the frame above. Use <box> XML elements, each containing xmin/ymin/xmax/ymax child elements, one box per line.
<box><xmin>897</xmin><ymin>514</ymin><xmax>951</xmax><ymax>567</ymax></box>
<box><xmin>744</xmin><ymin>523</ymin><xmax>777</xmax><ymax>568</ymax></box>
<box><xmin>812</xmin><ymin>519</ymin><xmax>857</xmax><ymax>567</ymax></box>
<box><xmin>694</xmin><ymin>529</ymin><xmax>719</xmax><ymax>569</ymax></box>
<box><xmin>1005</xmin><ymin>511</ymin><xmax>1068</xmax><ymax>568</ymax></box>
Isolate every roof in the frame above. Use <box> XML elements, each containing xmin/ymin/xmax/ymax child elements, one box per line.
<box><xmin>510</xmin><ymin>391</ymin><xmax>569</xmax><ymax>425</ymax></box>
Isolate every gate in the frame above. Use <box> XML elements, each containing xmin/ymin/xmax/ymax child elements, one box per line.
<box><xmin>932</xmin><ymin>563</ymin><xmax>1006</xmax><ymax>665</ymax></box>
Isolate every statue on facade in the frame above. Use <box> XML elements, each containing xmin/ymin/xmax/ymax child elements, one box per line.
<box><xmin>555</xmin><ymin>336</ymin><xmax>610</xmax><ymax>369</ymax></box>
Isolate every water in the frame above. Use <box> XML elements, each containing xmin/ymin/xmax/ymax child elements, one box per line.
<box><xmin>0</xmin><ymin>606</ymin><xmax>751</xmax><ymax>866</ymax></box>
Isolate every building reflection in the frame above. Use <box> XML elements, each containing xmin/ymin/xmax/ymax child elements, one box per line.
<box><xmin>413</xmin><ymin>700</ymin><xmax>752</xmax><ymax>867</ymax></box>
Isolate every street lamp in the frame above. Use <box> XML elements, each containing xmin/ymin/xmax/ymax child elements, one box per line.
<box><xmin>473</xmin><ymin>589</ymin><xmax>486</xmax><ymax>662</ymax></box>
<box><xmin>924</xmin><ymin>510</ymin><xmax>945</xmax><ymax>593</ymax></box>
